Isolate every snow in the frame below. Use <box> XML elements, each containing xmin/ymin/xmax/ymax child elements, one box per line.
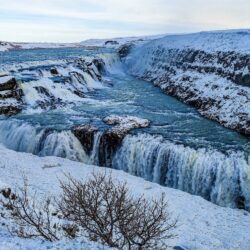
<box><xmin>148</xmin><ymin>29</ymin><xmax>250</xmax><ymax>54</ymax></box>
<box><xmin>81</xmin><ymin>34</ymin><xmax>166</xmax><ymax>48</ymax></box>
<box><xmin>0</xmin><ymin>76</ymin><xmax>12</xmax><ymax>85</ymax></box>
<box><xmin>103</xmin><ymin>115</ymin><xmax>150</xmax><ymax>129</ymax></box>
<box><xmin>0</xmin><ymin>42</ymin><xmax>84</xmax><ymax>52</ymax></box>
<box><xmin>0</xmin><ymin>144</ymin><xmax>249</xmax><ymax>249</ymax></box>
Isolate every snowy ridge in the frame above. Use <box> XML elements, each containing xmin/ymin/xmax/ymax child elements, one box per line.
<box><xmin>0</xmin><ymin>41</ymin><xmax>83</xmax><ymax>52</ymax></box>
<box><xmin>0</xmin><ymin>144</ymin><xmax>249</xmax><ymax>250</ymax></box>
<box><xmin>81</xmin><ymin>34</ymin><xmax>165</xmax><ymax>48</ymax></box>
<box><xmin>147</xmin><ymin>30</ymin><xmax>250</xmax><ymax>54</ymax></box>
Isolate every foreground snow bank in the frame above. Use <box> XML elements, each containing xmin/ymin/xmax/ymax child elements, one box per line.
<box><xmin>0</xmin><ymin>145</ymin><xmax>249</xmax><ymax>250</ymax></box>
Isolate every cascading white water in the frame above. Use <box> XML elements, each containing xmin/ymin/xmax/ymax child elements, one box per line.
<box><xmin>39</xmin><ymin>130</ymin><xmax>88</xmax><ymax>161</ymax></box>
<box><xmin>88</xmin><ymin>131</ymin><xmax>103</xmax><ymax>165</ymax></box>
<box><xmin>0</xmin><ymin>120</ymin><xmax>88</xmax><ymax>162</ymax></box>
<box><xmin>112</xmin><ymin>134</ymin><xmax>250</xmax><ymax>210</ymax></box>
<box><xmin>97</xmin><ymin>53</ymin><xmax>123</xmax><ymax>74</ymax></box>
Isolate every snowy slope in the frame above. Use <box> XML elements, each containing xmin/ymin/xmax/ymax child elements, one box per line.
<box><xmin>147</xmin><ymin>30</ymin><xmax>250</xmax><ymax>54</ymax></box>
<box><xmin>0</xmin><ymin>145</ymin><xmax>249</xmax><ymax>250</ymax></box>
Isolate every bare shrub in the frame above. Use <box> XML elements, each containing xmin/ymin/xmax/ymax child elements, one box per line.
<box><xmin>0</xmin><ymin>179</ymin><xmax>60</xmax><ymax>242</ymax></box>
<box><xmin>59</xmin><ymin>172</ymin><xmax>177</xmax><ymax>249</ymax></box>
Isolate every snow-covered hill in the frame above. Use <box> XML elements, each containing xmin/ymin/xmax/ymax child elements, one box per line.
<box><xmin>0</xmin><ymin>144</ymin><xmax>249</xmax><ymax>250</ymax></box>
<box><xmin>0</xmin><ymin>41</ymin><xmax>83</xmax><ymax>52</ymax></box>
<box><xmin>0</xmin><ymin>34</ymin><xmax>165</xmax><ymax>52</ymax></box>
<box><xmin>81</xmin><ymin>34</ymin><xmax>165</xmax><ymax>48</ymax></box>
<box><xmin>124</xmin><ymin>29</ymin><xmax>250</xmax><ymax>136</ymax></box>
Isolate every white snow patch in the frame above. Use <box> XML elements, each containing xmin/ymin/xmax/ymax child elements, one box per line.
<box><xmin>0</xmin><ymin>145</ymin><xmax>249</xmax><ymax>249</ymax></box>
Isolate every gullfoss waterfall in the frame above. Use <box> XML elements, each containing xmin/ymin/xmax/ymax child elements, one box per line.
<box><xmin>0</xmin><ymin>47</ymin><xmax>250</xmax><ymax>212</ymax></box>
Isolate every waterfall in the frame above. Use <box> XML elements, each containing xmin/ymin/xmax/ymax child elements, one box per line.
<box><xmin>88</xmin><ymin>131</ymin><xmax>103</xmax><ymax>165</ymax></box>
<box><xmin>1</xmin><ymin>119</ymin><xmax>250</xmax><ymax>210</ymax></box>
<box><xmin>112</xmin><ymin>134</ymin><xmax>250</xmax><ymax>210</ymax></box>
<box><xmin>97</xmin><ymin>53</ymin><xmax>123</xmax><ymax>74</ymax></box>
<box><xmin>0</xmin><ymin>120</ymin><xmax>88</xmax><ymax>162</ymax></box>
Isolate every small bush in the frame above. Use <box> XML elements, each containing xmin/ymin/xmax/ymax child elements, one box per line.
<box><xmin>0</xmin><ymin>179</ymin><xmax>60</xmax><ymax>241</ymax></box>
<box><xmin>59</xmin><ymin>172</ymin><xmax>177</xmax><ymax>249</ymax></box>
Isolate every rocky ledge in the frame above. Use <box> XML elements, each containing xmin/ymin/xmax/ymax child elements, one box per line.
<box><xmin>0</xmin><ymin>75</ymin><xmax>23</xmax><ymax>115</ymax></box>
<box><xmin>73</xmin><ymin>115</ymin><xmax>150</xmax><ymax>166</ymax></box>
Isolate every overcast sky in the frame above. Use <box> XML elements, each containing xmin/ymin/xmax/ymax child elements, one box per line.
<box><xmin>0</xmin><ymin>0</ymin><xmax>249</xmax><ymax>42</ymax></box>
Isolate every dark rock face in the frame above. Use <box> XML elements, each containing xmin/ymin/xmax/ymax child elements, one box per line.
<box><xmin>72</xmin><ymin>124</ymin><xmax>130</xmax><ymax>167</ymax></box>
<box><xmin>104</xmin><ymin>40</ymin><xmax>119</xmax><ymax>46</ymax></box>
<box><xmin>0</xmin><ymin>78</ymin><xmax>17</xmax><ymax>91</ymax></box>
<box><xmin>0</xmin><ymin>76</ymin><xmax>23</xmax><ymax>115</ymax></box>
<box><xmin>50</xmin><ymin>68</ymin><xmax>59</xmax><ymax>75</ymax></box>
<box><xmin>0</xmin><ymin>106</ymin><xmax>22</xmax><ymax>116</ymax></box>
<box><xmin>118</xmin><ymin>43</ymin><xmax>135</xmax><ymax>58</ymax></box>
<box><xmin>98</xmin><ymin>129</ymin><xmax>125</xmax><ymax>167</ymax></box>
<box><xmin>72</xmin><ymin>125</ymin><xmax>98</xmax><ymax>154</ymax></box>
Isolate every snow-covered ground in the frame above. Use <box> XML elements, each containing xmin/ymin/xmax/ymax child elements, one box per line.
<box><xmin>0</xmin><ymin>144</ymin><xmax>249</xmax><ymax>250</ymax></box>
<box><xmin>0</xmin><ymin>34</ymin><xmax>165</xmax><ymax>52</ymax></box>
<box><xmin>81</xmin><ymin>34</ymin><xmax>165</xmax><ymax>48</ymax></box>
<box><xmin>143</xmin><ymin>29</ymin><xmax>250</xmax><ymax>54</ymax></box>
<box><xmin>0</xmin><ymin>42</ymin><xmax>84</xmax><ymax>52</ymax></box>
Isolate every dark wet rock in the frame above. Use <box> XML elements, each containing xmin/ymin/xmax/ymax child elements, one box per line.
<box><xmin>72</xmin><ymin>116</ymin><xmax>150</xmax><ymax>166</ymax></box>
<box><xmin>72</xmin><ymin>125</ymin><xmax>98</xmax><ymax>154</ymax></box>
<box><xmin>173</xmin><ymin>246</ymin><xmax>188</xmax><ymax>250</ymax></box>
<box><xmin>118</xmin><ymin>43</ymin><xmax>135</xmax><ymax>58</ymax></box>
<box><xmin>73</xmin><ymin>90</ymin><xmax>85</xmax><ymax>97</ymax></box>
<box><xmin>0</xmin><ymin>106</ymin><xmax>22</xmax><ymax>116</ymax></box>
<box><xmin>50</xmin><ymin>68</ymin><xmax>59</xmax><ymax>75</ymax></box>
<box><xmin>92</xmin><ymin>58</ymin><xmax>105</xmax><ymax>73</ymax></box>
<box><xmin>34</xmin><ymin>86</ymin><xmax>52</xmax><ymax>97</ymax></box>
<box><xmin>99</xmin><ymin>115</ymin><xmax>150</xmax><ymax>166</ymax></box>
<box><xmin>104</xmin><ymin>40</ymin><xmax>119</xmax><ymax>46</ymax></box>
<box><xmin>98</xmin><ymin>130</ymin><xmax>124</xmax><ymax>167</ymax></box>
<box><xmin>236</xmin><ymin>196</ymin><xmax>246</xmax><ymax>210</ymax></box>
<box><xmin>0</xmin><ymin>77</ymin><xmax>17</xmax><ymax>91</ymax></box>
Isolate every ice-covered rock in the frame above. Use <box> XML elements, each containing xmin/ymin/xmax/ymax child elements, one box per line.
<box><xmin>103</xmin><ymin>115</ymin><xmax>150</xmax><ymax>131</ymax></box>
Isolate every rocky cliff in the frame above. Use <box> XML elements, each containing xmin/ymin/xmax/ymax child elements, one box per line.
<box><xmin>124</xmin><ymin>30</ymin><xmax>250</xmax><ymax>136</ymax></box>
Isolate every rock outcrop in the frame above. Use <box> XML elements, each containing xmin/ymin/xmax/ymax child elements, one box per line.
<box><xmin>0</xmin><ymin>76</ymin><xmax>23</xmax><ymax>115</ymax></box>
<box><xmin>72</xmin><ymin>115</ymin><xmax>150</xmax><ymax>166</ymax></box>
<box><xmin>72</xmin><ymin>125</ymin><xmax>98</xmax><ymax>154</ymax></box>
